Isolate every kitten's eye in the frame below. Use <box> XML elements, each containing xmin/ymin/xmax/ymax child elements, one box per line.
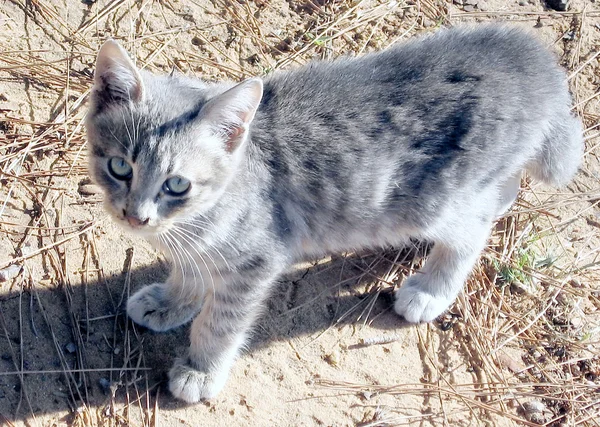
<box><xmin>108</xmin><ymin>157</ymin><xmax>133</xmax><ymax>180</ymax></box>
<box><xmin>163</xmin><ymin>176</ymin><xmax>191</xmax><ymax>196</ymax></box>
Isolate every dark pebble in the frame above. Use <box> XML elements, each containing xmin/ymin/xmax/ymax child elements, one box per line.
<box><xmin>546</xmin><ymin>0</ymin><xmax>568</xmax><ymax>11</ymax></box>
<box><xmin>99</xmin><ymin>377</ymin><xmax>111</xmax><ymax>394</ymax></box>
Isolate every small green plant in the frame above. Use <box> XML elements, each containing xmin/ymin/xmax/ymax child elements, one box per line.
<box><xmin>493</xmin><ymin>246</ymin><xmax>537</xmax><ymax>287</ymax></box>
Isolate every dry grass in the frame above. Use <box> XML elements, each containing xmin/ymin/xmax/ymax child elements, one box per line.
<box><xmin>1</xmin><ymin>0</ymin><xmax>599</xmax><ymax>425</ymax></box>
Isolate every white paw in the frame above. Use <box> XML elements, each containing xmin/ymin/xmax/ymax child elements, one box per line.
<box><xmin>127</xmin><ymin>283</ymin><xmax>199</xmax><ymax>332</ymax></box>
<box><xmin>394</xmin><ymin>277</ymin><xmax>453</xmax><ymax>323</ymax></box>
<box><xmin>168</xmin><ymin>358</ymin><xmax>228</xmax><ymax>403</ymax></box>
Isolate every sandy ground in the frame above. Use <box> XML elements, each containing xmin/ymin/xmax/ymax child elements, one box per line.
<box><xmin>1</xmin><ymin>0</ymin><xmax>600</xmax><ymax>426</ymax></box>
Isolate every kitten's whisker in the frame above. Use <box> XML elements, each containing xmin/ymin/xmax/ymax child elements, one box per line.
<box><xmin>176</xmin><ymin>219</ymin><xmax>240</xmax><ymax>256</ymax></box>
<box><xmin>108</xmin><ymin>128</ymin><xmax>128</xmax><ymax>152</ymax></box>
<box><xmin>170</xmin><ymin>226</ymin><xmax>217</xmax><ymax>295</ymax></box>
<box><xmin>158</xmin><ymin>234</ymin><xmax>184</xmax><ymax>300</ymax></box>
<box><xmin>166</xmin><ymin>228</ymin><xmax>206</xmax><ymax>295</ymax></box>
<box><xmin>162</xmin><ymin>231</ymin><xmax>189</xmax><ymax>302</ymax></box>
<box><xmin>172</xmin><ymin>225</ymin><xmax>230</xmax><ymax>280</ymax></box>
<box><xmin>120</xmin><ymin>109</ymin><xmax>134</xmax><ymax>149</ymax></box>
<box><xmin>169</xmin><ymin>232</ymin><xmax>200</xmax><ymax>293</ymax></box>
<box><xmin>208</xmin><ymin>245</ymin><xmax>232</xmax><ymax>272</ymax></box>
<box><xmin>126</xmin><ymin>94</ymin><xmax>139</xmax><ymax>145</ymax></box>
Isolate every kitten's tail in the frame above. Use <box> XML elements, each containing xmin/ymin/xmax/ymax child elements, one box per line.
<box><xmin>527</xmin><ymin>110</ymin><xmax>584</xmax><ymax>186</ymax></box>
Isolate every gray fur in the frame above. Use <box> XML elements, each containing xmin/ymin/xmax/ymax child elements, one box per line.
<box><xmin>85</xmin><ymin>26</ymin><xmax>583</xmax><ymax>403</ymax></box>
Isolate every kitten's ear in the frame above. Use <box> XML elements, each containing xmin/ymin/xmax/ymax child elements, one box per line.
<box><xmin>202</xmin><ymin>78</ymin><xmax>263</xmax><ymax>152</ymax></box>
<box><xmin>91</xmin><ymin>40</ymin><xmax>144</xmax><ymax>108</ymax></box>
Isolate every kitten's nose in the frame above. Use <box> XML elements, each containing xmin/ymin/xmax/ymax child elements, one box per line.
<box><xmin>123</xmin><ymin>210</ymin><xmax>149</xmax><ymax>227</ymax></box>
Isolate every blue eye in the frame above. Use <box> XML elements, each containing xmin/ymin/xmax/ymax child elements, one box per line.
<box><xmin>163</xmin><ymin>176</ymin><xmax>191</xmax><ymax>196</ymax></box>
<box><xmin>108</xmin><ymin>157</ymin><xmax>133</xmax><ymax>180</ymax></box>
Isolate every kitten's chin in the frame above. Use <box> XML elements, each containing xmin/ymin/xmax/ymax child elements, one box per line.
<box><xmin>125</xmin><ymin>226</ymin><xmax>162</xmax><ymax>238</ymax></box>
<box><xmin>113</xmin><ymin>216</ymin><xmax>167</xmax><ymax>238</ymax></box>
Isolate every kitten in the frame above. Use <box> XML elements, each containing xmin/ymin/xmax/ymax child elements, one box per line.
<box><xmin>85</xmin><ymin>26</ymin><xmax>583</xmax><ymax>403</ymax></box>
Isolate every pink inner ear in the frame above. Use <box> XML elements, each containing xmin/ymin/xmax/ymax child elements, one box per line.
<box><xmin>226</xmin><ymin>126</ymin><xmax>245</xmax><ymax>152</ymax></box>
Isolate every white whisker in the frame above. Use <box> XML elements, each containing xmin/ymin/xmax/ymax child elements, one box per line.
<box><xmin>170</xmin><ymin>226</ymin><xmax>219</xmax><ymax>294</ymax></box>
<box><xmin>161</xmin><ymin>230</ymin><xmax>188</xmax><ymax>302</ymax></box>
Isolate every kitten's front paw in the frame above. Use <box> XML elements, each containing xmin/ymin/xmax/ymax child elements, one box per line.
<box><xmin>127</xmin><ymin>283</ymin><xmax>200</xmax><ymax>332</ymax></box>
<box><xmin>168</xmin><ymin>358</ymin><xmax>228</xmax><ymax>403</ymax></box>
<box><xmin>394</xmin><ymin>277</ymin><xmax>453</xmax><ymax>323</ymax></box>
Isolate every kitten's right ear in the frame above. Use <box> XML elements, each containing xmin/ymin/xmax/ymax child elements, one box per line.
<box><xmin>91</xmin><ymin>40</ymin><xmax>144</xmax><ymax>107</ymax></box>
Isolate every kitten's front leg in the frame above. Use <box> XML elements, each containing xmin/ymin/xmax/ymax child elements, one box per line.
<box><xmin>127</xmin><ymin>268</ymin><xmax>203</xmax><ymax>332</ymax></box>
<box><xmin>168</xmin><ymin>262</ymin><xmax>280</xmax><ymax>402</ymax></box>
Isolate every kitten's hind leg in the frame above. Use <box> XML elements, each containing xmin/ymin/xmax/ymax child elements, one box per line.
<box><xmin>394</xmin><ymin>200</ymin><xmax>494</xmax><ymax>323</ymax></box>
<box><xmin>127</xmin><ymin>271</ymin><xmax>203</xmax><ymax>332</ymax></box>
<box><xmin>497</xmin><ymin>172</ymin><xmax>521</xmax><ymax>216</ymax></box>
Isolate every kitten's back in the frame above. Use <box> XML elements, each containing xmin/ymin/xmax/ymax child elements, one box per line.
<box><xmin>248</xmin><ymin>26</ymin><xmax>581</xmax><ymax>252</ymax></box>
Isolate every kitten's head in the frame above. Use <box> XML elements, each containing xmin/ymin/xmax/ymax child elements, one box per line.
<box><xmin>85</xmin><ymin>40</ymin><xmax>263</xmax><ymax>237</ymax></box>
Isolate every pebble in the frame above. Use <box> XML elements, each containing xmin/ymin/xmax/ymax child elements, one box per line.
<box><xmin>522</xmin><ymin>400</ymin><xmax>549</xmax><ymax>423</ymax></box>
<box><xmin>570</xmin><ymin>316</ymin><xmax>583</xmax><ymax>328</ymax></box>
<box><xmin>99</xmin><ymin>377</ymin><xmax>111</xmax><ymax>394</ymax></box>
<box><xmin>65</xmin><ymin>342</ymin><xmax>77</xmax><ymax>354</ymax></box>
<box><xmin>569</xmin><ymin>278</ymin><xmax>583</xmax><ymax>288</ymax></box>
<box><xmin>498</xmin><ymin>351</ymin><xmax>526</xmax><ymax>373</ymax></box>
<box><xmin>0</xmin><ymin>265</ymin><xmax>21</xmax><ymax>282</ymax></box>
<box><xmin>546</xmin><ymin>0</ymin><xmax>568</xmax><ymax>11</ymax></box>
<box><xmin>78</xmin><ymin>183</ymin><xmax>102</xmax><ymax>196</ymax></box>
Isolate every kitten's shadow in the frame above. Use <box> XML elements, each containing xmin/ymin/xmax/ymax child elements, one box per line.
<box><xmin>0</xmin><ymin>245</ymin><xmax>427</xmax><ymax>420</ymax></box>
<box><xmin>144</xmin><ymin>245</ymin><xmax>426</xmax><ymax>352</ymax></box>
<box><xmin>136</xmin><ymin>245</ymin><xmax>427</xmax><ymax>385</ymax></box>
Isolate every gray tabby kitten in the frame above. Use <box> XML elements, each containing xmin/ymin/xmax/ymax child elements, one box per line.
<box><xmin>85</xmin><ymin>26</ymin><xmax>583</xmax><ymax>402</ymax></box>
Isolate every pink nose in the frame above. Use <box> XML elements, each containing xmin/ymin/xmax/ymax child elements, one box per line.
<box><xmin>126</xmin><ymin>215</ymin><xmax>149</xmax><ymax>227</ymax></box>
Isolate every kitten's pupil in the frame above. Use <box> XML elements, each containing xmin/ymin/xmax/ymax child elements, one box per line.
<box><xmin>108</xmin><ymin>156</ymin><xmax>133</xmax><ymax>180</ymax></box>
<box><xmin>163</xmin><ymin>176</ymin><xmax>191</xmax><ymax>196</ymax></box>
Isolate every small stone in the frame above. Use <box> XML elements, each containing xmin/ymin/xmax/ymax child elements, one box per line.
<box><xmin>422</xmin><ymin>17</ymin><xmax>435</xmax><ymax>28</ymax></box>
<box><xmin>113</xmin><ymin>346</ymin><xmax>121</xmax><ymax>355</ymax></box>
<box><xmin>510</xmin><ymin>280</ymin><xmax>529</xmax><ymax>295</ymax></box>
<box><xmin>522</xmin><ymin>400</ymin><xmax>550</xmax><ymax>423</ymax></box>
<box><xmin>570</xmin><ymin>316</ymin><xmax>583</xmax><ymax>328</ymax></box>
<box><xmin>98</xmin><ymin>377</ymin><xmax>111</xmax><ymax>394</ymax></box>
<box><xmin>78</xmin><ymin>183</ymin><xmax>102</xmax><ymax>196</ymax></box>
<box><xmin>0</xmin><ymin>265</ymin><xmax>21</xmax><ymax>282</ymax></box>
<box><xmin>546</xmin><ymin>0</ymin><xmax>568</xmax><ymax>11</ymax></box>
<box><xmin>498</xmin><ymin>351</ymin><xmax>526</xmax><ymax>373</ymax></box>
<box><xmin>453</xmin><ymin>0</ymin><xmax>464</xmax><ymax>4</ymax></box>
<box><xmin>463</xmin><ymin>5</ymin><xmax>476</xmax><ymax>11</ymax></box>
<box><xmin>518</xmin><ymin>0</ymin><xmax>527</xmax><ymax>5</ymax></box>
<box><xmin>65</xmin><ymin>342</ymin><xmax>77</xmax><ymax>354</ymax></box>
<box><xmin>569</xmin><ymin>278</ymin><xmax>583</xmax><ymax>288</ymax></box>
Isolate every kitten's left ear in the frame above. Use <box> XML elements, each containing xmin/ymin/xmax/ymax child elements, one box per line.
<box><xmin>91</xmin><ymin>40</ymin><xmax>144</xmax><ymax>108</ymax></box>
<box><xmin>202</xmin><ymin>78</ymin><xmax>263</xmax><ymax>152</ymax></box>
